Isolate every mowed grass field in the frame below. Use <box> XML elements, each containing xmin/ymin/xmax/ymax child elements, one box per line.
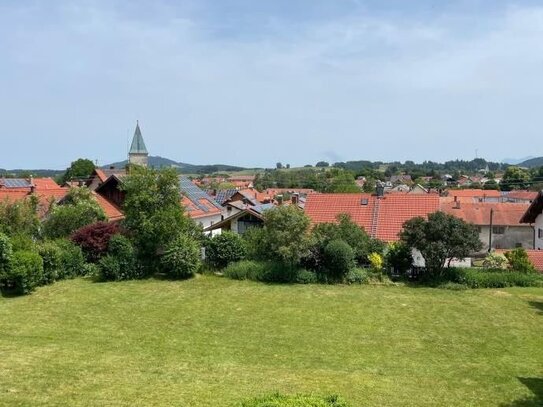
<box><xmin>1</xmin><ymin>276</ymin><xmax>542</xmax><ymax>406</ymax></box>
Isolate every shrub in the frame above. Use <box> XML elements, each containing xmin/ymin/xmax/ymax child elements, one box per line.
<box><xmin>0</xmin><ymin>232</ymin><xmax>13</xmax><ymax>276</ymax></box>
<box><xmin>98</xmin><ymin>235</ymin><xmax>141</xmax><ymax>281</ymax></box>
<box><xmin>504</xmin><ymin>248</ymin><xmax>537</xmax><ymax>274</ymax></box>
<box><xmin>55</xmin><ymin>239</ymin><xmax>86</xmax><ymax>279</ymax></box>
<box><xmin>205</xmin><ymin>231</ymin><xmax>247</xmax><ymax>269</ymax></box>
<box><xmin>224</xmin><ymin>260</ymin><xmax>266</xmax><ymax>281</ymax></box>
<box><xmin>224</xmin><ymin>260</ymin><xmax>298</xmax><ymax>283</ymax></box>
<box><xmin>37</xmin><ymin>242</ymin><xmax>63</xmax><ymax>284</ymax></box>
<box><xmin>448</xmin><ymin>268</ymin><xmax>543</xmax><ymax>288</ymax></box>
<box><xmin>295</xmin><ymin>269</ymin><xmax>318</xmax><ymax>284</ymax></box>
<box><xmin>161</xmin><ymin>234</ymin><xmax>201</xmax><ymax>279</ymax></box>
<box><xmin>0</xmin><ymin>251</ymin><xmax>44</xmax><ymax>295</ymax></box>
<box><xmin>81</xmin><ymin>262</ymin><xmax>100</xmax><ymax>277</ymax></box>
<box><xmin>71</xmin><ymin>221</ymin><xmax>121</xmax><ymax>262</ymax></box>
<box><xmin>9</xmin><ymin>233</ymin><xmax>35</xmax><ymax>251</ymax></box>
<box><xmin>345</xmin><ymin>268</ymin><xmax>368</xmax><ymax>284</ymax></box>
<box><xmin>323</xmin><ymin>240</ymin><xmax>355</xmax><ymax>280</ymax></box>
<box><xmin>238</xmin><ymin>393</ymin><xmax>350</xmax><ymax>407</ymax></box>
<box><xmin>482</xmin><ymin>252</ymin><xmax>509</xmax><ymax>270</ymax></box>
<box><xmin>43</xmin><ymin>188</ymin><xmax>106</xmax><ymax>239</ymax></box>
<box><xmin>98</xmin><ymin>255</ymin><xmax>121</xmax><ymax>281</ymax></box>
<box><xmin>368</xmin><ymin>252</ymin><xmax>384</xmax><ymax>272</ymax></box>
<box><xmin>385</xmin><ymin>242</ymin><xmax>413</xmax><ymax>275</ymax></box>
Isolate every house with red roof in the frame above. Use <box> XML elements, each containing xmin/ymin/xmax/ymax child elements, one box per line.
<box><xmin>520</xmin><ymin>191</ymin><xmax>543</xmax><ymax>250</ymax></box>
<box><xmin>441</xmin><ymin>201</ymin><xmax>532</xmax><ymax>252</ymax></box>
<box><xmin>304</xmin><ymin>193</ymin><xmax>440</xmax><ymax>242</ymax></box>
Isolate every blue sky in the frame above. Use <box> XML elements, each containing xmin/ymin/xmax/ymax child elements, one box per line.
<box><xmin>1</xmin><ymin>0</ymin><xmax>542</xmax><ymax>169</ymax></box>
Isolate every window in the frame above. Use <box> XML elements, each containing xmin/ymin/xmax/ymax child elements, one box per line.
<box><xmin>492</xmin><ymin>226</ymin><xmax>505</xmax><ymax>235</ymax></box>
<box><xmin>539</xmin><ymin>228</ymin><xmax>543</xmax><ymax>239</ymax></box>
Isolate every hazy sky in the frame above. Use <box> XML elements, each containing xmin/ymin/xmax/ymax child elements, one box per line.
<box><xmin>1</xmin><ymin>0</ymin><xmax>542</xmax><ymax>169</ymax></box>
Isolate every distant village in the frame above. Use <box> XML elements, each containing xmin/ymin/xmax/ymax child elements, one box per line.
<box><xmin>1</xmin><ymin>123</ymin><xmax>543</xmax><ymax>271</ymax></box>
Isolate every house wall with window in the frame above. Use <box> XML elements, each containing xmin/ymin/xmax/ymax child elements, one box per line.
<box><xmin>477</xmin><ymin>225</ymin><xmax>533</xmax><ymax>252</ymax></box>
<box><xmin>535</xmin><ymin>213</ymin><xmax>543</xmax><ymax>250</ymax></box>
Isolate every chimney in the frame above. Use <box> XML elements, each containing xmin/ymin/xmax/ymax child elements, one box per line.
<box><xmin>29</xmin><ymin>176</ymin><xmax>36</xmax><ymax>194</ymax></box>
<box><xmin>376</xmin><ymin>181</ymin><xmax>385</xmax><ymax>198</ymax></box>
<box><xmin>277</xmin><ymin>194</ymin><xmax>284</xmax><ymax>205</ymax></box>
<box><xmin>291</xmin><ymin>193</ymin><xmax>299</xmax><ymax>205</ymax></box>
<box><xmin>454</xmin><ymin>200</ymin><xmax>461</xmax><ymax>209</ymax></box>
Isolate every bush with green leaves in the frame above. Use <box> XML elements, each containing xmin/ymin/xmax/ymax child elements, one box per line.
<box><xmin>446</xmin><ymin>268</ymin><xmax>543</xmax><ymax>288</ymax></box>
<box><xmin>161</xmin><ymin>234</ymin><xmax>201</xmax><ymax>279</ymax></box>
<box><xmin>205</xmin><ymin>231</ymin><xmax>247</xmax><ymax>269</ymax></box>
<box><xmin>0</xmin><ymin>232</ymin><xmax>13</xmax><ymax>276</ymax></box>
<box><xmin>504</xmin><ymin>248</ymin><xmax>536</xmax><ymax>273</ymax></box>
<box><xmin>0</xmin><ymin>196</ymin><xmax>40</xmax><ymax>238</ymax></box>
<box><xmin>55</xmin><ymin>239</ymin><xmax>87</xmax><ymax>279</ymax></box>
<box><xmin>98</xmin><ymin>235</ymin><xmax>141</xmax><ymax>281</ymax></box>
<box><xmin>295</xmin><ymin>269</ymin><xmax>318</xmax><ymax>284</ymax></box>
<box><xmin>238</xmin><ymin>393</ymin><xmax>350</xmax><ymax>407</ymax></box>
<box><xmin>385</xmin><ymin>242</ymin><xmax>413</xmax><ymax>275</ymax></box>
<box><xmin>322</xmin><ymin>240</ymin><xmax>355</xmax><ymax>281</ymax></box>
<box><xmin>0</xmin><ymin>250</ymin><xmax>44</xmax><ymax>295</ymax></box>
<box><xmin>311</xmin><ymin>214</ymin><xmax>379</xmax><ymax>266</ymax></box>
<box><xmin>245</xmin><ymin>205</ymin><xmax>311</xmax><ymax>267</ymax></box>
<box><xmin>224</xmin><ymin>260</ymin><xmax>299</xmax><ymax>283</ymax></box>
<box><xmin>482</xmin><ymin>252</ymin><xmax>509</xmax><ymax>270</ymax></box>
<box><xmin>43</xmin><ymin>188</ymin><xmax>106</xmax><ymax>239</ymax></box>
<box><xmin>345</xmin><ymin>268</ymin><xmax>369</xmax><ymax>284</ymax></box>
<box><xmin>37</xmin><ymin>242</ymin><xmax>63</xmax><ymax>284</ymax></box>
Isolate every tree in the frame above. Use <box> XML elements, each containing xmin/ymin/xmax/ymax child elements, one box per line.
<box><xmin>315</xmin><ymin>161</ymin><xmax>329</xmax><ymax>168</ymax></box>
<box><xmin>327</xmin><ymin>171</ymin><xmax>360</xmax><ymax>193</ymax></box>
<box><xmin>120</xmin><ymin>166</ymin><xmax>199</xmax><ymax>270</ymax></box>
<box><xmin>501</xmin><ymin>166</ymin><xmax>531</xmax><ymax>191</ymax></box>
<box><xmin>43</xmin><ymin>188</ymin><xmax>106</xmax><ymax>239</ymax></box>
<box><xmin>400</xmin><ymin>212</ymin><xmax>482</xmax><ymax>278</ymax></box>
<box><xmin>62</xmin><ymin>158</ymin><xmax>95</xmax><ymax>183</ymax></box>
<box><xmin>276</xmin><ymin>162</ymin><xmax>283</xmax><ymax>169</ymax></box>
<box><xmin>247</xmin><ymin>205</ymin><xmax>311</xmax><ymax>266</ymax></box>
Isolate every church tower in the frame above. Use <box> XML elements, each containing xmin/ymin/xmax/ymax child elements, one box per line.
<box><xmin>128</xmin><ymin>121</ymin><xmax>149</xmax><ymax>167</ymax></box>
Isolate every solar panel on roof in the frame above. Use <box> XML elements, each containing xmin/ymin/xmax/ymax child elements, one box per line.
<box><xmin>3</xmin><ymin>179</ymin><xmax>31</xmax><ymax>188</ymax></box>
<box><xmin>179</xmin><ymin>177</ymin><xmax>223</xmax><ymax>213</ymax></box>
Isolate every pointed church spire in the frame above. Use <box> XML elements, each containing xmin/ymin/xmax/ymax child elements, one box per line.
<box><xmin>128</xmin><ymin>121</ymin><xmax>149</xmax><ymax>167</ymax></box>
<box><xmin>129</xmin><ymin>121</ymin><xmax>148</xmax><ymax>154</ymax></box>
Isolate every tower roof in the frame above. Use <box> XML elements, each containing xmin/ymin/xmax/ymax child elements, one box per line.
<box><xmin>129</xmin><ymin>121</ymin><xmax>148</xmax><ymax>154</ymax></box>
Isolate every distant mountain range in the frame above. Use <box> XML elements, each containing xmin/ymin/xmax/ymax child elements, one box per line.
<box><xmin>104</xmin><ymin>156</ymin><xmax>249</xmax><ymax>174</ymax></box>
<box><xmin>514</xmin><ymin>157</ymin><xmax>543</xmax><ymax>168</ymax></box>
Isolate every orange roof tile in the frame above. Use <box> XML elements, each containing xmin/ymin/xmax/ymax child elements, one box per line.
<box><xmin>32</xmin><ymin>178</ymin><xmax>60</xmax><ymax>189</ymax></box>
<box><xmin>304</xmin><ymin>193</ymin><xmax>440</xmax><ymax>242</ymax></box>
<box><xmin>181</xmin><ymin>196</ymin><xmax>222</xmax><ymax>219</ymax></box>
<box><xmin>441</xmin><ymin>201</ymin><xmax>530</xmax><ymax>226</ymax></box>
<box><xmin>446</xmin><ymin>189</ymin><xmax>502</xmax><ymax>198</ymax></box>
<box><xmin>526</xmin><ymin>250</ymin><xmax>543</xmax><ymax>272</ymax></box>
<box><xmin>92</xmin><ymin>193</ymin><xmax>124</xmax><ymax>222</ymax></box>
<box><xmin>506</xmin><ymin>191</ymin><xmax>538</xmax><ymax>201</ymax></box>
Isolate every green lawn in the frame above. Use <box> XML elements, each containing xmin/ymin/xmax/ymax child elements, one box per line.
<box><xmin>1</xmin><ymin>276</ymin><xmax>542</xmax><ymax>406</ymax></box>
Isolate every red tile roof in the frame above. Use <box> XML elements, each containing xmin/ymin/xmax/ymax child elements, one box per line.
<box><xmin>92</xmin><ymin>193</ymin><xmax>124</xmax><ymax>222</ymax></box>
<box><xmin>440</xmin><ymin>201</ymin><xmax>530</xmax><ymax>226</ymax></box>
<box><xmin>32</xmin><ymin>178</ymin><xmax>61</xmax><ymax>189</ymax></box>
<box><xmin>446</xmin><ymin>189</ymin><xmax>502</xmax><ymax>199</ymax></box>
<box><xmin>526</xmin><ymin>250</ymin><xmax>543</xmax><ymax>272</ymax></box>
<box><xmin>304</xmin><ymin>193</ymin><xmax>440</xmax><ymax>242</ymax></box>
<box><xmin>95</xmin><ymin>169</ymin><xmax>108</xmax><ymax>183</ymax></box>
<box><xmin>506</xmin><ymin>191</ymin><xmax>538</xmax><ymax>201</ymax></box>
